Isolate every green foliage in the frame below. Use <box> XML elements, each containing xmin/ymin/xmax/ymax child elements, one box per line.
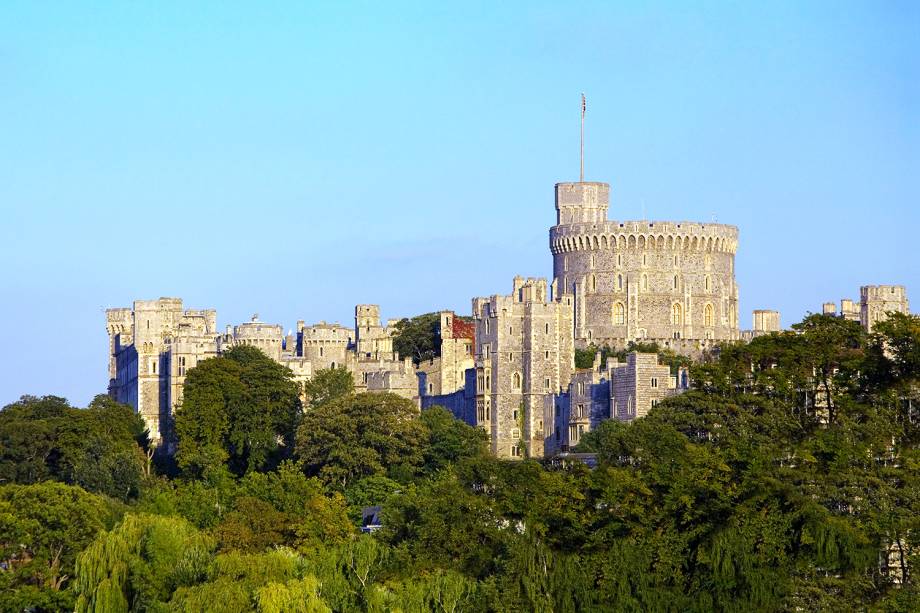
<box><xmin>175</xmin><ymin>345</ymin><xmax>301</xmax><ymax>477</ymax></box>
<box><xmin>303</xmin><ymin>367</ymin><xmax>355</xmax><ymax>410</ymax></box>
<box><xmin>74</xmin><ymin>513</ymin><xmax>215</xmax><ymax>612</ymax></box>
<box><xmin>10</xmin><ymin>311</ymin><xmax>920</xmax><ymax>609</ymax></box>
<box><xmin>420</xmin><ymin>405</ymin><xmax>489</xmax><ymax>474</ymax></box>
<box><xmin>0</xmin><ymin>394</ymin><xmax>148</xmax><ymax>500</ymax></box>
<box><xmin>0</xmin><ymin>482</ymin><xmax>121</xmax><ymax>611</ymax></box>
<box><xmin>392</xmin><ymin>312</ymin><xmax>442</xmax><ymax>365</ymax></box>
<box><xmin>295</xmin><ymin>392</ymin><xmax>428</xmax><ymax>489</ymax></box>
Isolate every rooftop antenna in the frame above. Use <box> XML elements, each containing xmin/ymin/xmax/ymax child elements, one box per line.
<box><xmin>580</xmin><ymin>93</ymin><xmax>586</xmax><ymax>182</ymax></box>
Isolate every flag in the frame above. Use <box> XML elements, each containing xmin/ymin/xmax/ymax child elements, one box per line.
<box><xmin>581</xmin><ymin>93</ymin><xmax>586</xmax><ymax>115</ymax></box>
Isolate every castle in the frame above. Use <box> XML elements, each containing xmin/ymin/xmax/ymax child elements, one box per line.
<box><xmin>106</xmin><ymin>177</ymin><xmax>911</xmax><ymax>459</ymax></box>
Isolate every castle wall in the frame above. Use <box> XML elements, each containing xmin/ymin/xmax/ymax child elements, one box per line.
<box><xmin>550</xmin><ymin>182</ymin><xmax>739</xmax><ymax>355</ymax></box>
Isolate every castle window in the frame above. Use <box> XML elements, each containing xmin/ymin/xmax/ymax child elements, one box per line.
<box><xmin>617</xmin><ymin>254</ymin><xmax>622</xmax><ymax>267</ymax></box>
<box><xmin>563</xmin><ymin>256</ymin><xmax>568</xmax><ymax>271</ymax></box>
<box><xmin>641</xmin><ymin>274</ymin><xmax>648</xmax><ymax>291</ymax></box>
<box><xmin>545</xmin><ymin>323</ymin><xmax>549</xmax><ymax>334</ymax></box>
<box><xmin>705</xmin><ymin>275</ymin><xmax>711</xmax><ymax>292</ymax></box>
<box><xmin>319</xmin><ymin>346</ymin><xmax>324</xmax><ymax>357</ymax></box>
<box><xmin>642</xmin><ymin>254</ymin><xmax>647</xmax><ymax>266</ymax></box>
<box><xmin>428</xmin><ymin>383</ymin><xmax>433</xmax><ymax>394</ymax></box>
<box><xmin>613</xmin><ymin>302</ymin><xmax>626</xmax><ymax>326</ymax></box>
<box><xmin>704</xmin><ymin>304</ymin><xmax>714</xmax><ymax>327</ymax></box>
<box><xmin>512</xmin><ymin>372</ymin><xmax>521</xmax><ymax>390</ymax></box>
<box><xmin>544</xmin><ymin>377</ymin><xmax>550</xmax><ymax>390</ymax></box>
<box><xmin>485</xmin><ymin>402</ymin><xmax>490</xmax><ymax>420</ymax></box>
<box><xmin>591</xmin><ymin>275</ymin><xmax>597</xmax><ymax>292</ymax></box>
<box><xmin>545</xmin><ymin>350</ymin><xmax>550</xmax><ymax>359</ymax></box>
<box><xmin>511</xmin><ymin>428</ymin><xmax>521</xmax><ymax>440</ymax></box>
<box><xmin>509</xmin><ymin>352</ymin><xmax>513</xmax><ymax>362</ymax></box>
<box><xmin>673</xmin><ymin>331</ymin><xmax>681</xmax><ymax>339</ymax></box>
<box><xmin>652</xmin><ymin>399</ymin><xmax>659</xmax><ymax>407</ymax></box>
<box><xmin>671</xmin><ymin>303</ymin><xmax>683</xmax><ymax>325</ymax></box>
<box><xmin>509</xmin><ymin>326</ymin><xmax>513</xmax><ymax>335</ymax></box>
<box><xmin>578</xmin><ymin>382</ymin><xmax>585</xmax><ymax>395</ymax></box>
<box><xmin>485</xmin><ymin>372</ymin><xmax>491</xmax><ymax>390</ymax></box>
<box><xmin>485</xmin><ymin>319</ymin><xmax>490</xmax><ymax>334</ymax></box>
<box><xmin>617</xmin><ymin>274</ymin><xmax>623</xmax><ymax>290</ymax></box>
<box><xmin>513</xmin><ymin>407</ymin><xmax>519</xmax><ymax>420</ymax></box>
<box><xmin>590</xmin><ymin>254</ymin><xmax>595</xmax><ymax>268</ymax></box>
<box><xmin>674</xmin><ymin>255</ymin><xmax>679</xmax><ymax>266</ymax></box>
<box><xmin>651</xmin><ymin>377</ymin><xmax>658</xmax><ymax>388</ymax></box>
<box><xmin>511</xmin><ymin>445</ymin><xmax>521</xmax><ymax>458</ymax></box>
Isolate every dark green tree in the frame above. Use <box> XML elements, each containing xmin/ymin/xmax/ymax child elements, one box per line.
<box><xmin>175</xmin><ymin>345</ymin><xmax>301</xmax><ymax>477</ymax></box>
<box><xmin>303</xmin><ymin>366</ymin><xmax>354</xmax><ymax>410</ymax></box>
<box><xmin>295</xmin><ymin>392</ymin><xmax>427</xmax><ymax>489</ymax></box>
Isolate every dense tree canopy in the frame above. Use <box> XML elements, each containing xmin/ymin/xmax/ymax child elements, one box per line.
<box><xmin>5</xmin><ymin>311</ymin><xmax>920</xmax><ymax>610</ymax></box>
<box><xmin>0</xmin><ymin>395</ymin><xmax>147</xmax><ymax>500</ymax></box>
<box><xmin>302</xmin><ymin>367</ymin><xmax>354</xmax><ymax>410</ymax></box>
<box><xmin>175</xmin><ymin>345</ymin><xmax>301</xmax><ymax>477</ymax></box>
<box><xmin>295</xmin><ymin>392</ymin><xmax>428</xmax><ymax>489</ymax></box>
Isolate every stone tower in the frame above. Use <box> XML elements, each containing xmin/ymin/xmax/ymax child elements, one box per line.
<box><xmin>472</xmin><ymin>277</ymin><xmax>575</xmax><ymax>459</ymax></box>
<box><xmin>549</xmin><ymin>181</ymin><xmax>740</xmax><ymax>354</ymax></box>
<box><xmin>861</xmin><ymin>285</ymin><xmax>909</xmax><ymax>332</ymax></box>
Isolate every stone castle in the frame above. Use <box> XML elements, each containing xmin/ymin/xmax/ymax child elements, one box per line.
<box><xmin>106</xmin><ymin>177</ymin><xmax>911</xmax><ymax>459</ymax></box>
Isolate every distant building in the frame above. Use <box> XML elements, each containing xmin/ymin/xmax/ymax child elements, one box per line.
<box><xmin>821</xmin><ymin>285</ymin><xmax>909</xmax><ymax>332</ymax></box>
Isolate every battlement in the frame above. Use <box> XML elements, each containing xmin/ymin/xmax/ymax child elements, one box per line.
<box><xmin>550</xmin><ymin>221</ymin><xmax>739</xmax><ymax>255</ymax></box>
<box><xmin>861</xmin><ymin>285</ymin><xmax>907</xmax><ymax>301</ymax></box>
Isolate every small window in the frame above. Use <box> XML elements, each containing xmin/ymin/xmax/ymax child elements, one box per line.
<box><xmin>613</xmin><ymin>302</ymin><xmax>626</xmax><ymax>326</ymax></box>
<box><xmin>641</xmin><ymin>274</ymin><xmax>648</xmax><ymax>291</ymax></box>
<box><xmin>545</xmin><ymin>323</ymin><xmax>550</xmax><ymax>334</ymax></box>
<box><xmin>618</xmin><ymin>274</ymin><xmax>623</xmax><ymax>290</ymax></box>
<box><xmin>545</xmin><ymin>350</ymin><xmax>550</xmax><ymax>359</ymax></box>
<box><xmin>509</xmin><ymin>352</ymin><xmax>513</xmax><ymax>362</ymax></box>
<box><xmin>512</xmin><ymin>372</ymin><xmax>521</xmax><ymax>389</ymax></box>
<box><xmin>511</xmin><ymin>428</ymin><xmax>521</xmax><ymax>440</ymax></box>
<box><xmin>651</xmin><ymin>377</ymin><xmax>658</xmax><ymax>388</ymax></box>
<box><xmin>428</xmin><ymin>383</ymin><xmax>433</xmax><ymax>394</ymax></box>
<box><xmin>544</xmin><ymin>377</ymin><xmax>550</xmax><ymax>390</ymax></box>
<box><xmin>513</xmin><ymin>407</ymin><xmax>519</xmax><ymax>420</ymax></box>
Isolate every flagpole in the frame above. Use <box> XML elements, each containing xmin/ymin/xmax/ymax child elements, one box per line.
<box><xmin>580</xmin><ymin>93</ymin><xmax>585</xmax><ymax>182</ymax></box>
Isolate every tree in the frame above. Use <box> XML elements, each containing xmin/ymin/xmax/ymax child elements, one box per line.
<box><xmin>175</xmin><ymin>345</ymin><xmax>301</xmax><ymax>477</ymax></box>
<box><xmin>392</xmin><ymin>313</ymin><xmax>442</xmax><ymax>365</ymax></box>
<box><xmin>74</xmin><ymin>513</ymin><xmax>215</xmax><ymax>612</ymax></box>
<box><xmin>295</xmin><ymin>392</ymin><xmax>427</xmax><ymax>489</ymax></box>
<box><xmin>0</xmin><ymin>395</ymin><xmax>147</xmax><ymax>501</ymax></box>
<box><xmin>420</xmin><ymin>406</ymin><xmax>488</xmax><ymax>474</ymax></box>
<box><xmin>0</xmin><ymin>483</ymin><xmax>121</xmax><ymax>612</ymax></box>
<box><xmin>303</xmin><ymin>367</ymin><xmax>354</xmax><ymax>410</ymax></box>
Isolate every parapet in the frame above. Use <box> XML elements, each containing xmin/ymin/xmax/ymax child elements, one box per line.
<box><xmin>550</xmin><ymin>220</ymin><xmax>739</xmax><ymax>255</ymax></box>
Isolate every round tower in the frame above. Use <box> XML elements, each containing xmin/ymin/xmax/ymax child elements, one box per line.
<box><xmin>549</xmin><ymin>182</ymin><xmax>740</xmax><ymax>354</ymax></box>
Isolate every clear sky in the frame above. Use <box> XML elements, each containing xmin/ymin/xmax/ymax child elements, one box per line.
<box><xmin>1</xmin><ymin>1</ymin><xmax>917</xmax><ymax>408</ymax></box>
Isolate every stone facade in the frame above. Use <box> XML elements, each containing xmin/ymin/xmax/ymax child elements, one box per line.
<box><xmin>470</xmin><ymin>277</ymin><xmax>575</xmax><ymax>459</ymax></box>
<box><xmin>741</xmin><ymin>309</ymin><xmax>782</xmax><ymax>341</ymax></box>
<box><xmin>107</xmin><ymin>299</ymin><xmax>418</xmax><ymax>447</ymax></box>
<box><xmin>417</xmin><ymin>311</ymin><xmax>476</xmax><ymax>397</ymax></box>
<box><xmin>546</xmin><ymin>352</ymin><xmax>689</xmax><ymax>455</ymax></box>
<box><xmin>821</xmin><ymin>285</ymin><xmax>910</xmax><ymax>332</ymax></box>
<box><xmin>549</xmin><ymin>182</ymin><xmax>740</xmax><ymax>355</ymax></box>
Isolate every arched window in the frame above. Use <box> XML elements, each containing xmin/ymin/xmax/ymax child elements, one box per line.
<box><xmin>671</xmin><ymin>303</ymin><xmax>683</xmax><ymax>326</ymax></box>
<box><xmin>704</xmin><ymin>303</ymin><xmax>714</xmax><ymax>327</ymax></box>
<box><xmin>613</xmin><ymin>302</ymin><xmax>626</xmax><ymax>326</ymax></box>
<box><xmin>617</xmin><ymin>274</ymin><xmax>623</xmax><ymax>290</ymax></box>
<box><xmin>641</xmin><ymin>274</ymin><xmax>648</xmax><ymax>291</ymax></box>
<box><xmin>513</xmin><ymin>372</ymin><xmax>521</xmax><ymax>389</ymax></box>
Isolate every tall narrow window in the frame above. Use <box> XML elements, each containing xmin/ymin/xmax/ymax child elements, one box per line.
<box><xmin>513</xmin><ymin>372</ymin><xmax>521</xmax><ymax>389</ymax></box>
<box><xmin>591</xmin><ymin>275</ymin><xmax>597</xmax><ymax>292</ymax></box>
<box><xmin>704</xmin><ymin>303</ymin><xmax>714</xmax><ymax>327</ymax></box>
<box><xmin>673</xmin><ymin>275</ymin><xmax>679</xmax><ymax>289</ymax></box>
<box><xmin>613</xmin><ymin>302</ymin><xmax>626</xmax><ymax>326</ymax></box>
<box><xmin>618</xmin><ymin>274</ymin><xmax>623</xmax><ymax>290</ymax></box>
<box><xmin>641</xmin><ymin>274</ymin><xmax>648</xmax><ymax>291</ymax></box>
<box><xmin>671</xmin><ymin>303</ymin><xmax>683</xmax><ymax>326</ymax></box>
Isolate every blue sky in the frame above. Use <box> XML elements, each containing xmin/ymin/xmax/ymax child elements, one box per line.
<box><xmin>1</xmin><ymin>1</ymin><xmax>917</xmax><ymax>407</ymax></box>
